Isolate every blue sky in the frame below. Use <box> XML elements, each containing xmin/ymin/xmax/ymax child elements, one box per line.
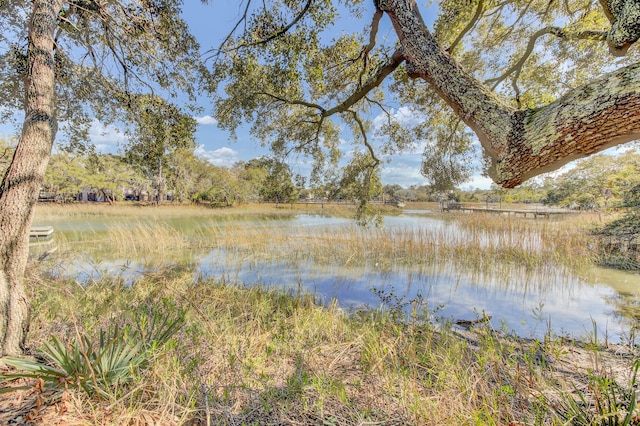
<box><xmin>178</xmin><ymin>1</ymin><xmax>493</xmax><ymax>189</ymax></box>
<box><xmin>1</xmin><ymin>1</ymin><xmax>494</xmax><ymax>189</ymax></box>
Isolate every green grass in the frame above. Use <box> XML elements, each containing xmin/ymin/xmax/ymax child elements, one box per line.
<box><xmin>0</xmin><ymin>265</ymin><xmax>635</xmax><ymax>425</ymax></box>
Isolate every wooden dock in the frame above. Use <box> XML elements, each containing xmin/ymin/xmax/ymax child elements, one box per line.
<box><xmin>29</xmin><ymin>226</ymin><xmax>54</xmax><ymax>239</ymax></box>
<box><xmin>441</xmin><ymin>203</ymin><xmax>575</xmax><ymax>219</ymax></box>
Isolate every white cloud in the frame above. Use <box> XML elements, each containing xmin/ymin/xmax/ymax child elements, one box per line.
<box><xmin>194</xmin><ymin>145</ymin><xmax>239</xmax><ymax>167</ymax></box>
<box><xmin>372</xmin><ymin>106</ymin><xmax>422</xmax><ymax>131</ymax></box>
<box><xmin>383</xmin><ymin>153</ymin><xmax>497</xmax><ymax>189</ymax></box>
<box><xmin>88</xmin><ymin>120</ymin><xmax>127</xmax><ymax>152</ymax></box>
<box><xmin>381</xmin><ymin>157</ymin><xmax>426</xmax><ymax>187</ymax></box>
<box><xmin>459</xmin><ymin>175</ymin><xmax>494</xmax><ymax>190</ymax></box>
<box><xmin>195</xmin><ymin>115</ymin><xmax>217</xmax><ymax>125</ymax></box>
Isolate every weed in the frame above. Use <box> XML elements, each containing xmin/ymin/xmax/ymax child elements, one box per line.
<box><xmin>554</xmin><ymin>359</ymin><xmax>640</xmax><ymax>425</ymax></box>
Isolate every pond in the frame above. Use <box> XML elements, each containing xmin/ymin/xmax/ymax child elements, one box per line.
<box><xmin>32</xmin><ymin>208</ymin><xmax>640</xmax><ymax>343</ymax></box>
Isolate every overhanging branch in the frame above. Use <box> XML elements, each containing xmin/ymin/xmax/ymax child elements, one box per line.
<box><xmin>323</xmin><ymin>49</ymin><xmax>405</xmax><ymax>117</ymax></box>
<box><xmin>377</xmin><ymin>0</ymin><xmax>640</xmax><ymax>189</ymax></box>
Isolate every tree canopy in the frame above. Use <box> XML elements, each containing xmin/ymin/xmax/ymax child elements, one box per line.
<box><xmin>211</xmin><ymin>0</ymin><xmax>640</xmax><ymax>197</ymax></box>
<box><xmin>123</xmin><ymin>94</ymin><xmax>197</xmax><ymax>203</ymax></box>
<box><xmin>0</xmin><ymin>0</ymin><xmax>205</xmax><ymax>147</ymax></box>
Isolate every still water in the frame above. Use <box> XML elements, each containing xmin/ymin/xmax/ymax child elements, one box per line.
<box><xmin>33</xmin><ymin>210</ymin><xmax>640</xmax><ymax>343</ymax></box>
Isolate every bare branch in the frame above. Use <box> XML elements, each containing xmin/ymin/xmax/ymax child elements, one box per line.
<box><xmin>485</xmin><ymin>26</ymin><xmax>607</xmax><ymax>88</ymax></box>
<box><xmin>348</xmin><ymin>109</ymin><xmax>380</xmax><ymax>167</ymax></box>
<box><xmin>0</xmin><ymin>147</ymin><xmax>10</xmax><ymax>164</ymax></box>
<box><xmin>323</xmin><ymin>49</ymin><xmax>405</xmax><ymax>117</ymax></box>
<box><xmin>208</xmin><ymin>0</ymin><xmax>252</xmax><ymax>61</ymax></box>
<box><xmin>284</xmin><ymin>117</ymin><xmax>324</xmax><ymax>157</ymax></box>
<box><xmin>447</xmin><ymin>0</ymin><xmax>484</xmax><ymax>54</ymax></box>
<box><xmin>245</xmin><ymin>0</ymin><xmax>313</xmax><ymax>48</ymax></box>
<box><xmin>314</xmin><ymin>116</ymin><xmax>324</xmax><ymax>149</ymax></box>
<box><xmin>256</xmin><ymin>92</ymin><xmax>325</xmax><ymax>112</ymax></box>
<box><xmin>364</xmin><ymin>8</ymin><xmax>384</xmax><ymax>56</ymax></box>
<box><xmin>542</xmin><ymin>0</ymin><xmax>554</xmax><ymax>18</ymax></box>
<box><xmin>365</xmin><ymin>96</ymin><xmax>392</xmax><ymax>122</ymax></box>
<box><xmin>549</xmin><ymin>27</ymin><xmax>609</xmax><ymax>41</ymax></box>
<box><xmin>357</xmin><ymin>7</ymin><xmax>384</xmax><ymax>87</ymax></box>
<box><xmin>598</xmin><ymin>0</ymin><xmax>615</xmax><ymax>23</ymax></box>
<box><xmin>212</xmin><ymin>0</ymin><xmax>313</xmax><ymax>58</ymax></box>
<box><xmin>483</xmin><ymin>0</ymin><xmax>533</xmax><ymax>48</ymax></box>
<box><xmin>510</xmin><ymin>77</ymin><xmax>521</xmax><ymax>109</ymax></box>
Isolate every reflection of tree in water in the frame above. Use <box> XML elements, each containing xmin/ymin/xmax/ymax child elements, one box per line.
<box><xmin>604</xmin><ymin>291</ymin><xmax>640</xmax><ymax>339</ymax></box>
<box><xmin>595</xmin><ymin>191</ymin><xmax>640</xmax><ymax>269</ymax></box>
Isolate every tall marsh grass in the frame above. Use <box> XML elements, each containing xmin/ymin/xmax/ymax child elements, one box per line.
<box><xmin>207</xmin><ymin>212</ymin><xmax>597</xmax><ymax>273</ymax></box>
<box><xmin>32</xmin><ymin>204</ymin><xmax>601</xmax><ymax>295</ymax></box>
<box><xmin>33</xmin><ymin>201</ymin><xmax>340</xmax><ymax>220</ymax></box>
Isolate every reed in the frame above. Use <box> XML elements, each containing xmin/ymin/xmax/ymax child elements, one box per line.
<box><xmin>205</xmin><ymin>214</ymin><xmax>596</xmax><ymax>273</ymax></box>
<box><xmin>34</xmin><ymin>201</ymin><xmax>334</xmax><ymax>219</ymax></box>
<box><xmin>33</xmin><ymin>204</ymin><xmax>601</xmax><ymax>292</ymax></box>
<box><xmin>33</xmin><ymin>200</ymin><xmax>410</xmax><ymax>224</ymax></box>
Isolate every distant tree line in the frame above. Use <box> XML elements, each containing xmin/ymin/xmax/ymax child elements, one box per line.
<box><xmin>4</xmin><ymin>137</ymin><xmax>639</xmax><ymax>211</ymax></box>
<box><xmin>0</xmin><ymin>137</ymin><xmax>303</xmax><ymax>206</ymax></box>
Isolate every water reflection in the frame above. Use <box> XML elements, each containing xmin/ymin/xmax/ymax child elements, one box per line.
<box><xmin>193</xmin><ymin>249</ymin><xmax>631</xmax><ymax>341</ymax></box>
<box><xmin>35</xmin><ymin>211</ymin><xmax>640</xmax><ymax>343</ymax></box>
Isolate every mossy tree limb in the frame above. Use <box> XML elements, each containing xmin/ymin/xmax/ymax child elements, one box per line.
<box><xmin>377</xmin><ymin>0</ymin><xmax>640</xmax><ymax>187</ymax></box>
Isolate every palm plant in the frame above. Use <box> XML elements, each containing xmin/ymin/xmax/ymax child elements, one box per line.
<box><xmin>1</xmin><ymin>309</ymin><xmax>184</xmax><ymax>399</ymax></box>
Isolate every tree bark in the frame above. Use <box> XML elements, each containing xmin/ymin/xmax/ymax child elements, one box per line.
<box><xmin>600</xmin><ymin>0</ymin><xmax>640</xmax><ymax>54</ymax></box>
<box><xmin>0</xmin><ymin>0</ymin><xmax>61</xmax><ymax>356</ymax></box>
<box><xmin>100</xmin><ymin>188</ymin><xmax>114</xmax><ymax>205</ymax></box>
<box><xmin>377</xmin><ymin>0</ymin><xmax>640</xmax><ymax>188</ymax></box>
<box><xmin>156</xmin><ymin>154</ymin><xmax>165</xmax><ymax>205</ymax></box>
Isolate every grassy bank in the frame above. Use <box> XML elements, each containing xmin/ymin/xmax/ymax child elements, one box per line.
<box><xmin>3</xmin><ymin>203</ymin><xmax>636</xmax><ymax>424</ymax></box>
<box><xmin>33</xmin><ymin>201</ymin><xmax>403</xmax><ymax>221</ymax></box>
<box><xmin>2</xmin><ymin>268</ymin><xmax>638</xmax><ymax>425</ymax></box>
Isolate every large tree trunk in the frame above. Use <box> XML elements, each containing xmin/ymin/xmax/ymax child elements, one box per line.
<box><xmin>377</xmin><ymin>0</ymin><xmax>640</xmax><ymax>188</ymax></box>
<box><xmin>0</xmin><ymin>0</ymin><xmax>61</xmax><ymax>356</ymax></box>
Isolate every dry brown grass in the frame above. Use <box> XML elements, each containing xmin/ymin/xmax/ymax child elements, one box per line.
<box><xmin>1</xmin><ymin>265</ymin><xmax>636</xmax><ymax>425</ymax></box>
<box><xmin>39</xmin><ymin>203</ymin><xmax>601</xmax><ymax>276</ymax></box>
<box><xmin>34</xmin><ymin>201</ymin><xmax>351</xmax><ymax>219</ymax></box>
